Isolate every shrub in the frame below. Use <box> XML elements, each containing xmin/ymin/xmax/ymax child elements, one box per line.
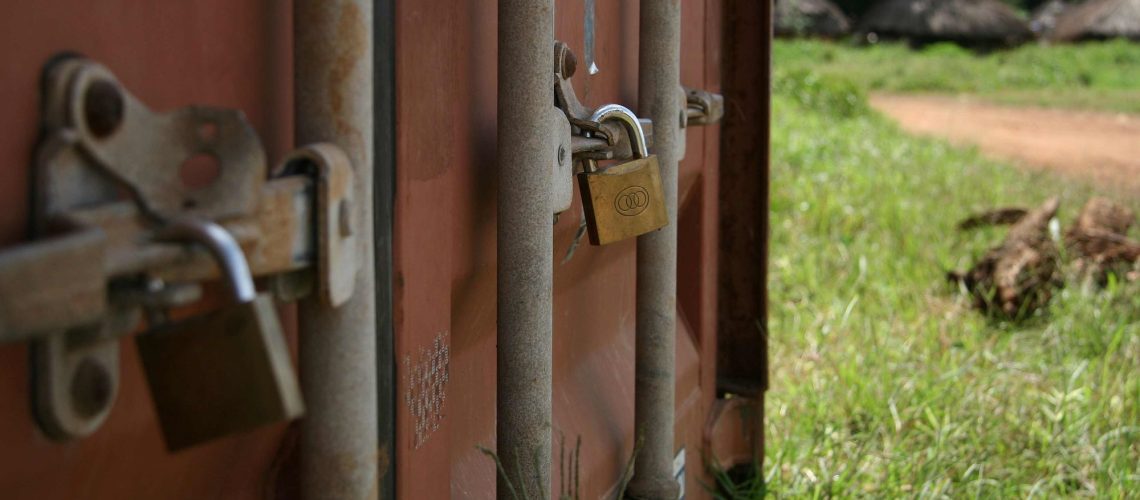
<box><xmin>773</xmin><ymin>68</ymin><xmax>869</xmax><ymax>118</ymax></box>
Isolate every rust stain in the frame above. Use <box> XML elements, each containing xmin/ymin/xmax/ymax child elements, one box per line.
<box><xmin>315</xmin><ymin>453</ymin><xmax>378</xmax><ymax>500</ymax></box>
<box><xmin>252</xmin><ymin>180</ymin><xmax>305</xmax><ymax>271</ymax></box>
<box><xmin>328</xmin><ymin>1</ymin><xmax>368</xmax><ymax>162</ymax></box>
<box><xmin>372</xmin><ymin>444</ymin><xmax>390</xmax><ymax>499</ymax></box>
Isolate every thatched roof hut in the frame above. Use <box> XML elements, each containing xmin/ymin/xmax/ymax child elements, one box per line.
<box><xmin>1030</xmin><ymin>0</ymin><xmax>1070</xmax><ymax>36</ymax></box>
<box><xmin>1050</xmin><ymin>0</ymin><xmax>1140</xmax><ymax>41</ymax></box>
<box><xmin>858</xmin><ymin>0</ymin><xmax>1033</xmax><ymax>47</ymax></box>
<box><xmin>775</xmin><ymin>0</ymin><xmax>852</xmax><ymax>38</ymax></box>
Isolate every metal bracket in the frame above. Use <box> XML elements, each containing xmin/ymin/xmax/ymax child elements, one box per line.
<box><xmin>549</xmin><ymin>107</ymin><xmax>573</xmax><ymax>216</ymax></box>
<box><xmin>62</xmin><ymin>61</ymin><xmax>266</xmax><ymax>220</ymax></box>
<box><xmin>684</xmin><ymin>86</ymin><xmax>725</xmax><ymax>126</ymax></box>
<box><xmin>676</xmin><ymin>86</ymin><xmax>723</xmax><ymax>160</ymax></box>
<box><xmin>0</xmin><ymin>57</ymin><xmax>358</xmax><ymax>441</ymax></box>
<box><xmin>273</xmin><ymin>144</ymin><xmax>361</xmax><ymax>306</ymax></box>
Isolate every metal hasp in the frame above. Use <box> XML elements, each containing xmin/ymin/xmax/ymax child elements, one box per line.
<box><xmin>554</xmin><ymin>42</ymin><xmax>671</xmax><ymax>254</ymax></box>
<box><xmin>294</xmin><ymin>0</ymin><xmax>379</xmax><ymax>498</ymax></box>
<box><xmin>0</xmin><ymin>57</ymin><xmax>357</xmax><ymax>447</ymax></box>
<box><xmin>554</xmin><ymin>41</ymin><xmax>657</xmax><ymax>163</ymax></box>
<box><xmin>715</xmin><ymin>0</ymin><xmax>773</xmax><ymax>475</ymax></box>
<box><xmin>627</xmin><ymin>1</ymin><xmax>683</xmax><ymax>498</ymax></box>
<box><xmin>498</xmin><ymin>0</ymin><xmax>555</xmax><ymax>497</ymax></box>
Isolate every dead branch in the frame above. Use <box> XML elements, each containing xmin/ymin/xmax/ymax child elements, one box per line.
<box><xmin>957</xmin><ymin>207</ymin><xmax>1028</xmax><ymax>230</ymax></box>
<box><xmin>1065</xmin><ymin>197</ymin><xmax>1140</xmax><ymax>284</ymax></box>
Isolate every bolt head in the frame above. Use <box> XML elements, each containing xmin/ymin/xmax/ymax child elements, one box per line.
<box><xmin>562</xmin><ymin>49</ymin><xmax>577</xmax><ymax>78</ymax></box>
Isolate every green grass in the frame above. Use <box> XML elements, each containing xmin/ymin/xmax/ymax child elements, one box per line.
<box><xmin>758</xmin><ymin>55</ymin><xmax>1140</xmax><ymax>498</ymax></box>
<box><xmin>774</xmin><ymin>39</ymin><xmax>1140</xmax><ymax>113</ymax></box>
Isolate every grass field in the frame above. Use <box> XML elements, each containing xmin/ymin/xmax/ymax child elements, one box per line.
<box><xmin>774</xmin><ymin>39</ymin><xmax>1140</xmax><ymax>113</ymax></box>
<box><xmin>755</xmin><ymin>41</ymin><xmax>1140</xmax><ymax>498</ymax></box>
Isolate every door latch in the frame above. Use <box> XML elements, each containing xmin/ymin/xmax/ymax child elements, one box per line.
<box><xmin>0</xmin><ymin>56</ymin><xmax>359</xmax><ymax>446</ymax></box>
<box><xmin>552</xmin><ymin>41</ymin><xmax>657</xmax><ymax>223</ymax></box>
<box><xmin>550</xmin><ymin>42</ymin><xmax>723</xmax><ymax>210</ymax></box>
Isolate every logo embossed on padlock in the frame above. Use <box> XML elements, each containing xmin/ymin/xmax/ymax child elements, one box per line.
<box><xmin>576</xmin><ymin>104</ymin><xmax>668</xmax><ymax>245</ymax></box>
<box><xmin>614</xmin><ymin>185</ymin><xmax>650</xmax><ymax>216</ymax></box>
<box><xmin>136</xmin><ymin>218</ymin><xmax>304</xmax><ymax>451</ymax></box>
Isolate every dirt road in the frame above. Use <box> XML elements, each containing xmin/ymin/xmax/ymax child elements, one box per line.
<box><xmin>870</xmin><ymin>94</ymin><xmax>1140</xmax><ymax>195</ymax></box>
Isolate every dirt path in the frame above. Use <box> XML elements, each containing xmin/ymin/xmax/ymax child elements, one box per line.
<box><xmin>870</xmin><ymin>94</ymin><xmax>1140</xmax><ymax>195</ymax></box>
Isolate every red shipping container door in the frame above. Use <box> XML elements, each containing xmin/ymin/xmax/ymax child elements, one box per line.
<box><xmin>0</xmin><ymin>1</ymin><xmax>767</xmax><ymax>498</ymax></box>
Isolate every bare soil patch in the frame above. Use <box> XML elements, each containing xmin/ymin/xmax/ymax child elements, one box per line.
<box><xmin>870</xmin><ymin>94</ymin><xmax>1140</xmax><ymax>195</ymax></box>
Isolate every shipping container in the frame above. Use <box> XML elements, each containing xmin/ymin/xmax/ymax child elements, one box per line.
<box><xmin>0</xmin><ymin>1</ymin><xmax>770</xmax><ymax>498</ymax></box>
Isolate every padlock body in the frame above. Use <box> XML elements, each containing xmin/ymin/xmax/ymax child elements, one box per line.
<box><xmin>136</xmin><ymin>294</ymin><xmax>303</xmax><ymax>451</ymax></box>
<box><xmin>576</xmin><ymin>155</ymin><xmax>668</xmax><ymax>245</ymax></box>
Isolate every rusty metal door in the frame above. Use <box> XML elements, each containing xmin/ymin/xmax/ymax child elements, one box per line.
<box><xmin>0</xmin><ymin>1</ymin><xmax>767</xmax><ymax>498</ymax></box>
<box><xmin>0</xmin><ymin>2</ymin><xmax>295</xmax><ymax>498</ymax></box>
<box><xmin>392</xmin><ymin>1</ymin><xmax>754</xmax><ymax>497</ymax></box>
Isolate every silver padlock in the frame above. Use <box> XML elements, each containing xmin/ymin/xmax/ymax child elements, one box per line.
<box><xmin>136</xmin><ymin>218</ymin><xmax>304</xmax><ymax>451</ymax></box>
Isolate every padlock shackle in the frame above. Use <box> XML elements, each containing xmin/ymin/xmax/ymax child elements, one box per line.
<box><xmin>156</xmin><ymin>218</ymin><xmax>257</xmax><ymax>304</ymax></box>
<box><xmin>589</xmin><ymin>104</ymin><xmax>649</xmax><ymax>159</ymax></box>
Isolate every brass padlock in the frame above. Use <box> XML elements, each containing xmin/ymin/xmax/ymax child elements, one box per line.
<box><xmin>576</xmin><ymin>104</ymin><xmax>668</xmax><ymax>245</ymax></box>
<box><xmin>136</xmin><ymin>218</ymin><xmax>304</xmax><ymax>451</ymax></box>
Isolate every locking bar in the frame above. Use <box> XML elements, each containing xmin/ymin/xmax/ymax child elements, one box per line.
<box><xmin>294</xmin><ymin>0</ymin><xmax>379</xmax><ymax>496</ymax></box>
<box><xmin>0</xmin><ymin>227</ymin><xmax>106</xmax><ymax>343</ymax></box>
<box><xmin>0</xmin><ymin>56</ymin><xmax>359</xmax><ymax>442</ymax></box>
<box><xmin>627</xmin><ymin>1</ymin><xmax>684</xmax><ymax>497</ymax></box>
<box><xmin>499</xmin><ymin>0</ymin><xmax>556</xmax><ymax>496</ymax></box>
<box><xmin>0</xmin><ymin>158</ymin><xmax>347</xmax><ymax>343</ymax></box>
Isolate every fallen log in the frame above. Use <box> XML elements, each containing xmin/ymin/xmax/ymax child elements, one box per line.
<box><xmin>950</xmin><ymin>197</ymin><xmax>1062</xmax><ymax>318</ymax></box>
